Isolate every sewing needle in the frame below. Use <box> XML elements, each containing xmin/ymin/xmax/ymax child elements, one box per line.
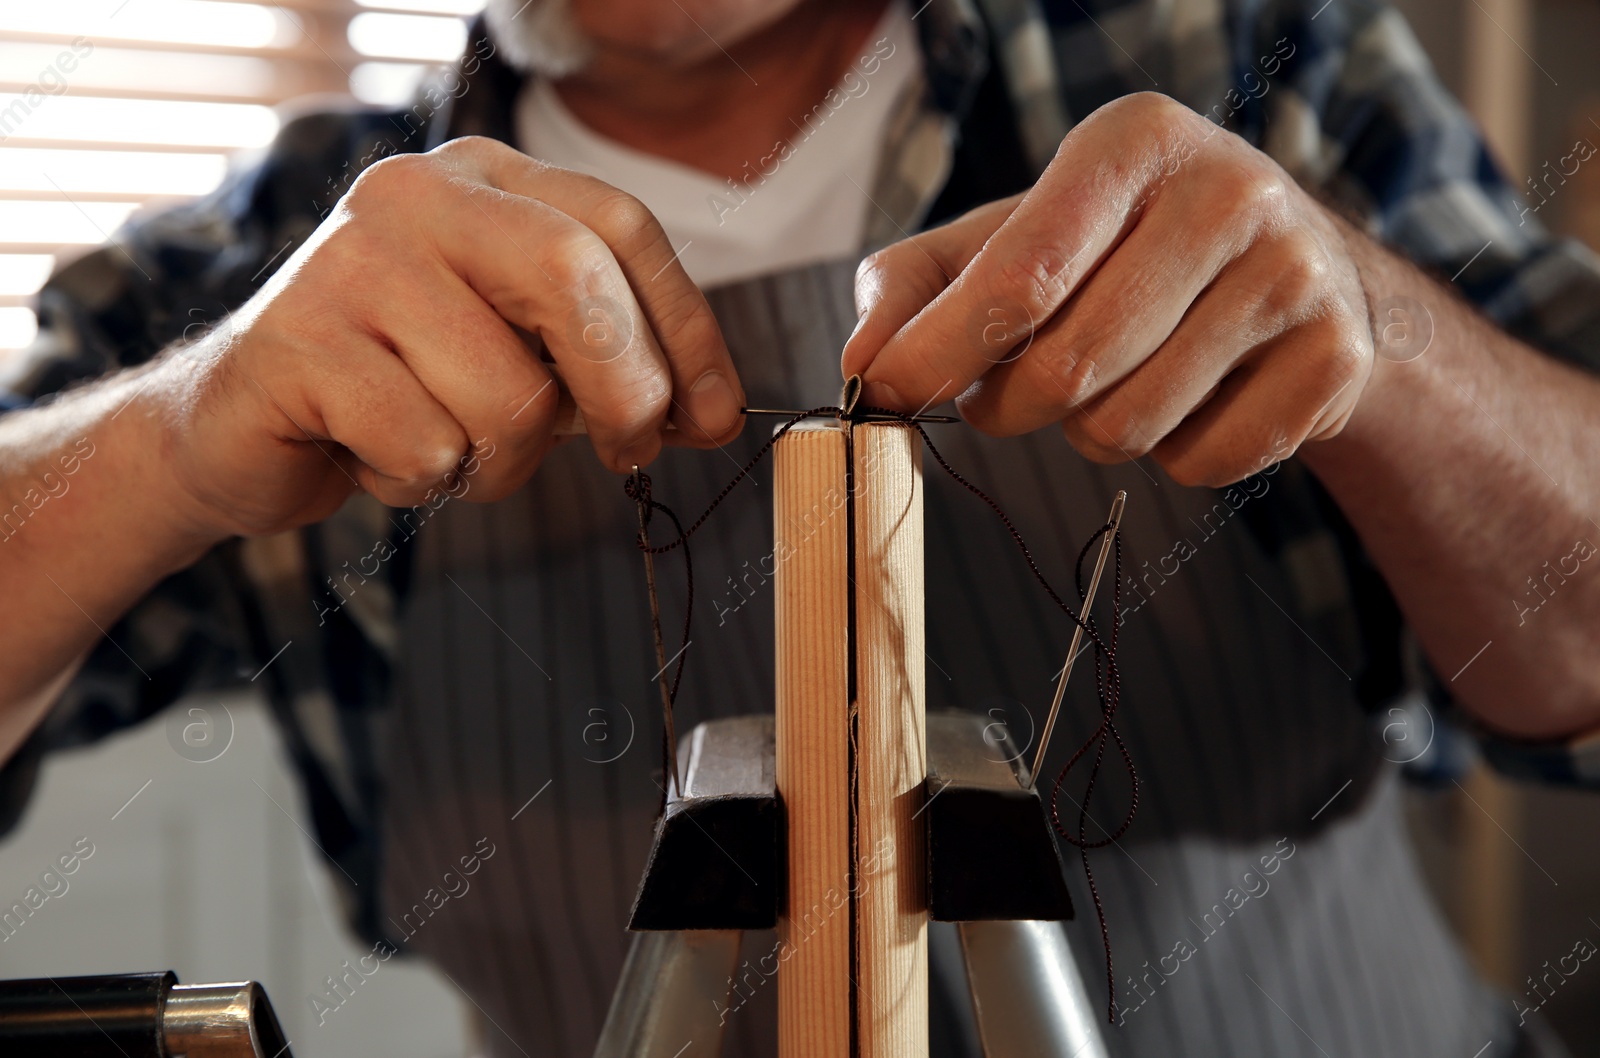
<box><xmin>1029</xmin><ymin>490</ymin><xmax>1127</xmax><ymax>789</ymax></box>
<box><xmin>549</xmin><ymin>365</ymin><xmax>957</xmax><ymax>432</ymax></box>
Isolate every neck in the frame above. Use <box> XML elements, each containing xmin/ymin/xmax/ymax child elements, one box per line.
<box><xmin>552</xmin><ymin>0</ymin><xmax>889</xmax><ymax>183</ymax></box>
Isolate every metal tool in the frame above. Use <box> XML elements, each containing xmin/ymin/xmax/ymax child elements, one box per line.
<box><xmin>1030</xmin><ymin>490</ymin><xmax>1126</xmax><ymax>788</ymax></box>
<box><xmin>550</xmin><ymin>367</ymin><xmax>957</xmax><ymax>436</ymax></box>
<box><xmin>0</xmin><ymin>972</ymin><xmax>293</xmax><ymax>1058</ymax></box>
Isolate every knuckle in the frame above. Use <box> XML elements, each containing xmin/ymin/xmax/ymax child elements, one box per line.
<box><xmin>1157</xmin><ymin>436</ymin><xmax>1275</xmax><ymax>489</ymax></box>
<box><xmin>856</xmin><ymin>241</ymin><xmax>947</xmax><ymax>315</ymax></box>
<box><xmin>1160</xmin><ymin>454</ymin><xmax>1211</xmax><ymax>488</ymax></box>
<box><xmin>318</xmin><ymin>219</ymin><xmax>381</xmax><ymax>272</ymax></box>
<box><xmin>1298</xmin><ymin>309</ymin><xmax>1370</xmax><ymax>386</ymax></box>
<box><xmin>1260</xmin><ymin>232</ymin><xmax>1331</xmax><ymax>318</ymax></box>
<box><xmin>432</xmin><ymin>134</ymin><xmax>493</xmax><ymax>162</ymax></box>
<box><xmin>1205</xmin><ymin>158</ymin><xmax>1288</xmax><ymax>226</ymax></box>
<box><xmin>1063</xmin><ymin>419</ymin><xmax>1129</xmax><ymax>465</ymax></box>
<box><xmin>1125</xmin><ymin>91</ymin><xmax>1189</xmax><ymax>128</ymax></box>
<box><xmin>565</xmin><ymin>293</ymin><xmax>636</xmax><ymax>363</ymax></box>
<box><xmin>1104</xmin><ymin>410</ymin><xmax>1155</xmax><ymax>457</ymax></box>
<box><xmin>589</xmin><ymin>361</ymin><xmax>672</xmax><ymax>431</ymax></box>
<box><xmin>612</xmin><ymin>379</ymin><xmax>671</xmax><ymax>436</ymax></box>
<box><xmin>855</xmin><ymin>243</ymin><xmax>919</xmax><ymax>297</ymax></box>
<box><xmin>855</xmin><ymin>247</ymin><xmax>895</xmax><ymax>288</ymax></box>
<box><xmin>389</xmin><ymin>450</ymin><xmax>456</xmax><ymax>491</ymax></box>
<box><xmin>1100</xmin><ymin>91</ymin><xmax>1182</xmax><ymax>131</ymax></box>
<box><xmin>1093</xmin><ymin>92</ymin><xmax>1199</xmax><ymax>163</ymax></box>
<box><xmin>990</xmin><ymin>244</ymin><xmax>1073</xmax><ymax>317</ymax></box>
<box><xmin>351</xmin><ymin>152</ymin><xmax>433</xmax><ymax>202</ymax></box>
<box><xmin>1031</xmin><ymin>343</ymin><xmax>1098</xmax><ymax>408</ymax></box>
<box><xmin>586</xmin><ymin>191</ymin><xmax>658</xmax><ymax>247</ymax></box>
<box><xmin>645</xmin><ymin>280</ymin><xmax>717</xmax><ymax>356</ymax></box>
<box><xmin>1319</xmin><ymin>327</ymin><xmax>1369</xmax><ymax>389</ymax></box>
<box><xmin>1075</xmin><ymin>399</ymin><xmax>1152</xmax><ymax>459</ymax></box>
<box><xmin>544</xmin><ymin>228</ymin><xmax>617</xmax><ymax>293</ymax></box>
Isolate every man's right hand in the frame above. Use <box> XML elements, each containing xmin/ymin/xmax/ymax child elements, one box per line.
<box><xmin>150</xmin><ymin>135</ymin><xmax>744</xmax><ymax>540</ymax></box>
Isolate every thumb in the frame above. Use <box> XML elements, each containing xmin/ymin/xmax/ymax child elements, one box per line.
<box><xmin>840</xmin><ymin>196</ymin><xmax>1019</xmax><ymax>400</ymax></box>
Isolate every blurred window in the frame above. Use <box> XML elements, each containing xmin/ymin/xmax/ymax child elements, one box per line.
<box><xmin>0</xmin><ymin>0</ymin><xmax>484</xmax><ymax>357</ymax></box>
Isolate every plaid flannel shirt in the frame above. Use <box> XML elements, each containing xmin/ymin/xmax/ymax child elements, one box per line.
<box><xmin>4</xmin><ymin>0</ymin><xmax>1599</xmax><ymax>933</ymax></box>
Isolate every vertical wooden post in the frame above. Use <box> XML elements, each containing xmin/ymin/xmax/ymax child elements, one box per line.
<box><xmin>774</xmin><ymin>420</ymin><xmax>927</xmax><ymax>1058</ymax></box>
<box><xmin>851</xmin><ymin>423</ymin><xmax>928</xmax><ymax>1058</ymax></box>
<box><xmin>775</xmin><ymin>422</ymin><xmax>853</xmax><ymax>1056</ymax></box>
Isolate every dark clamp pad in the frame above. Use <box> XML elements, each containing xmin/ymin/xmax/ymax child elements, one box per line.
<box><xmin>628</xmin><ymin>712</ymin><xmax>1072</xmax><ymax>930</ymax></box>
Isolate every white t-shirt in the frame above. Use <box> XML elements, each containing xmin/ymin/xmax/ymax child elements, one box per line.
<box><xmin>515</xmin><ymin>0</ymin><xmax>919</xmax><ymax>288</ymax></box>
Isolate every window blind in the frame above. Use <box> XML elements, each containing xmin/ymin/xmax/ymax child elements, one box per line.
<box><xmin>0</xmin><ymin>0</ymin><xmax>486</xmax><ymax>357</ymax></box>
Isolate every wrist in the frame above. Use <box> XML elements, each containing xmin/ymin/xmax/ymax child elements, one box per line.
<box><xmin>1302</xmin><ymin>216</ymin><xmax>1441</xmax><ymax>467</ymax></box>
<box><xmin>126</xmin><ymin>356</ymin><xmax>240</xmax><ymax>561</ymax></box>
<box><xmin>52</xmin><ymin>359</ymin><xmax>236</xmax><ymax>579</ymax></box>
<box><xmin>0</xmin><ymin>360</ymin><xmax>228</xmax><ymax>633</ymax></box>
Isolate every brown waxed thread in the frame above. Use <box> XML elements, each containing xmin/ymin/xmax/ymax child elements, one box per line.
<box><xmin>623</xmin><ymin>473</ymin><xmax>693</xmax><ymax>815</ymax></box>
<box><xmin>624</xmin><ymin>405</ymin><xmax>1136</xmax><ymax>1025</ymax></box>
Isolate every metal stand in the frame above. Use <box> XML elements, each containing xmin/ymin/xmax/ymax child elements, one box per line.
<box><xmin>598</xmin><ymin>714</ymin><xmax>1112</xmax><ymax>1057</ymax></box>
<box><xmin>960</xmin><ymin>920</ymin><xmax>1109</xmax><ymax>1058</ymax></box>
<box><xmin>594</xmin><ymin>931</ymin><xmax>742</xmax><ymax>1058</ymax></box>
<box><xmin>597</xmin><ymin>919</ymin><xmax>1108</xmax><ymax>1058</ymax></box>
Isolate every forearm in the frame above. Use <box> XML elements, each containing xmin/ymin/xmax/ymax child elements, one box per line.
<box><xmin>1300</xmin><ymin>224</ymin><xmax>1600</xmax><ymax>739</ymax></box>
<box><xmin>0</xmin><ymin>358</ymin><xmax>223</xmax><ymax>759</ymax></box>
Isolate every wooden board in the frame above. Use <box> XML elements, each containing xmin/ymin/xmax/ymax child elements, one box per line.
<box><xmin>773</xmin><ymin>420</ymin><xmax>927</xmax><ymax>1058</ymax></box>
<box><xmin>851</xmin><ymin>423</ymin><xmax>928</xmax><ymax>1058</ymax></box>
<box><xmin>774</xmin><ymin>422</ymin><xmax>853</xmax><ymax>1056</ymax></box>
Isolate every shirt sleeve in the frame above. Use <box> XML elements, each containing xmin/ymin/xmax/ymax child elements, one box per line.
<box><xmin>1251</xmin><ymin>0</ymin><xmax>1600</xmax><ymax>786</ymax></box>
<box><xmin>1476</xmin><ymin>727</ymin><xmax>1600</xmax><ymax>788</ymax></box>
<box><xmin>1247</xmin><ymin>0</ymin><xmax>1600</xmax><ymax>369</ymax></box>
<box><xmin>0</xmin><ymin>107</ymin><xmax>373</xmax><ymax>832</ymax></box>
<box><xmin>0</xmin><ymin>201</ymin><xmax>267</xmax><ymax>834</ymax></box>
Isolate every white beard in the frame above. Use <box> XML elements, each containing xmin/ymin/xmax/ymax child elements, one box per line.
<box><xmin>484</xmin><ymin>0</ymin><xmax>596</xmax><ymax>78</ymax></box>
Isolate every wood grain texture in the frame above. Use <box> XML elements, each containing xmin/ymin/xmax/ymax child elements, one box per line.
<box><xmin>773</xmin><ymin>420</ymin><xmax>927</xmax><ymax>1058</ymax></box>
<box><xmin>774</xmin><ymin>421</ymin><xmax>852</xmax><ymax>1058</ymax></box>
<box><xmin>851</xmin><ymin>423</ymin><xmax>927</xmax><ymax>1058</ymax></box>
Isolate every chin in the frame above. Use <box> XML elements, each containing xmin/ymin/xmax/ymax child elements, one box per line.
<box><xmin>487</xmin><ymin>0</ymin><xmax>808</xmax><ymax>74</ymax></box>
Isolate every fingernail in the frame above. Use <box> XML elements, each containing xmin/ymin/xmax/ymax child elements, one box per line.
<box><xmin>864</xmin><ymin>379</ymin><xmax>904</xmax><ymax>409</ymax></box>
<box><xmin>843</xmin><ymin>314</ymin><xmax>872</xmax><ymax>376</ymax></box>
<box><xmin>685</xmin><ymin>371</ymin><xmax>742</xmax><ymax>436</ymax></box>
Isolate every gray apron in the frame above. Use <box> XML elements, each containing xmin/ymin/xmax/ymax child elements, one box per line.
<box><xmin>374</xmin><ymin>259</ymin><xmax>1499</xmax><ymax>1057</ymax></box>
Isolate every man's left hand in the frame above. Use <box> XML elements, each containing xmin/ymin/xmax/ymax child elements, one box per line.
<box><xmin>843</xmin><ymin>91</ymin><xmax>1375</xmax><ymax>487</ymax></box>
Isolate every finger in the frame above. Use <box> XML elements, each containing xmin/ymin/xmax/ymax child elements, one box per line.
<box><xmin>283</xmin><ymin>332</ymin><xmax>472</xmax><ymax>507</ymax></box>
<box><xmin>399</xmin><ymin>170</ymin><xmax>670</xmax><ymax>471</ymax></box>
<box><xmin>859</xmin><ymin>94</ymin><xmax>1206</xmax><ymax>411</ymax></box>
<box><xmin>1149</xmin><ymin>318</ymin><xmax>1368</xmax><ymax>488</ymax></box>
<box><xmin>1060</xmin><ymin>228</ymin><xmax>1345</xmax><ymax>460</ymax></box>
<box><xmin>367</xmin><ymin>263</ymin><xmax>560</xmax><ymax>501</ymax></box>
<box><xmin>841</xmin><ymin>195</ymin><xmax>1019</xmax><ymax>390</ymax></box>
<box><xmin>1053</xmin><ymin>287</ymin><xmax>1268</xmax><ymax>463</ymax></box>
<box><xmin>433</xmin><ymin>138</ymin><xmax>744</xmax><ymax>448</ymax></box>
<box><xmin>956</xmin><ymin>161</ymin><xmax>1261</xmax><ymax>436</ymax></box>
